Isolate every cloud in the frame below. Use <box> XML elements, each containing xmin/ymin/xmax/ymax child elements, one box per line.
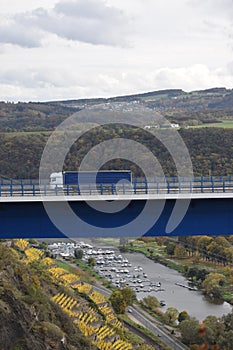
<box><xmin>186</xmin><ymin>0</ymin><xmax>233</xmax><ymax>52</ymax></box>
<box><xmin>150</xmin><ymin>65</ymin><xmax>229</xmax><ymax>90</ymax></box>
<box><xmin>189</xmin><ymin>0</ymin><xmax>233</xmax><ymax>15</ymax></box>
<box><xmin>0</xmin><ymin>22</ymin><xmax>42</xmax><ymax>48</ymax></box>
<box><xmin>188</xmin><ymin>0</ymin><xmax>233</xmax><ymax>26</ymax></box>
<box><xmin>1</xmin><ymin>63</ymin><xmax>232</xmax><ymax>102</ymax></box>
<box><xmin>0</xmin><ymin>67</ymin><xmax>78</xmax><ymax>89</ymax></box>
<box><xmin>0</xmin><ymin>0</ymin><xmax>131</xmax><ymax>48</ymax></box>
<box><xmin>0</xmin><ymin>0</ymin><xmax>232</xmax><ymax>101</ymax></box>
<box><xmin>55</xmin><ymin>0</ymin><xmax>123</xmax><ymax>20</ymax></box>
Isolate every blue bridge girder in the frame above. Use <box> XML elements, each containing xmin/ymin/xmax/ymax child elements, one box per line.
<box><xmin>0</xmin><ymin>193</ymin><xmax>233</xmax><ymax>238</ymax></box>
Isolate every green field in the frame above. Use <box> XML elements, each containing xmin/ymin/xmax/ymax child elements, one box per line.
<box><xmin>190</xmin><ymin>119</ymin><xmax>233</xmax><ymax>129</ymax></box>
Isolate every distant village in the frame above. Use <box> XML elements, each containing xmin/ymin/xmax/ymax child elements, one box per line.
<box><xmin>144</xmin><ymin>123</ymin><xmax>180</xmax><ymax>130</ymax></box>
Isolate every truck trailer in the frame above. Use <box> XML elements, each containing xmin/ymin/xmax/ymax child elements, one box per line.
<box><xmin>50</xmin><ymin>170</ymin><xmax>132</xmax><ymax>194</ymax></box>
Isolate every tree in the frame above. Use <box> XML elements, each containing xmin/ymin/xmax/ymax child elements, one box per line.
<box><xmin>74</xmin><ymin>249</ymin><xmax>83</xmax><ymax>260</ymax></box>
<box><xmin>202</xmin><ymin>273</ymin><xmax>225</xmax><ymax>298</ymax></box>
<box><xmin>88</xmin><ymin>257</ymin><xmax>96</xmax><ymax>267</ymax></box>
<box><xmin>165</xmin><ymin>242</ymin><xmax>176</xmax><ymax>256</ymax></box>
<box><xmin>180</xmin><ymin>236</ymin><xmax>198</xmax><ymax>256</ymax></box>
<box><xmin>39</xmin><ymin>241</ymin><xmax>48</xmax><ymax>251</ymax></box>
<box><xmin>218</xmin><ymin>330</ymin><xmax>233</xmax><ymax>350</ymax></box>
<box><xmin>178</xmin><ymin>311</ymin><xmax>190</xmax><ymax>323</ymax></box>
<box><xmin>142</xmin><ymin>295</ymin><xmax>160</xmax><ymax>310</ymax></box>
<box><xmin>197</xmin><ymin>236</ymin><xmax>213</xmax><ymax>259</ymax></box>
<box><xmin>202</xmin><ymin>315</ymin><xmax>225</xmax><ymax>346</ymax></box>
<box><xmin>179</xmin><ymin>318</ymin><xmax>201</xmax><ymax>345</ymax></box>
<box><xmin>174</xmin><ymin>244</ymin><xmax>187</xmax><ymax>259</ymax></box>
<box><xmin>207</xmin><ymin>241</ymin><xmax>222</xmax><ymax>263</ymax></box>
<box><xmin>196</xmin><ymin>269</ymin><xmax>208</xmax><ymax>283</ymax></box>
<box><xmin>109</xmin><ymin>291</ymin><xmax>126</xmax><ymax>314</ymax></box>
<box><xmin>224</xmin><ymin>248</ymin><xmax>233</xmax><ymax>265</ymax></box>
<box><xmin>121</xmin><ymin>288</ymin><xmax>136</xmax><ymax>306</ymax></box>
<box><xmin>165</xmin><ymin>307</ymin><xmax>179</xmax><ymax>324</ymax></box>
<box><xmin>221</xmin><ymin>312</ymin><xmax>233</xmax><ymax>332</ymax></box>
<box><xmin>215</xmin><ymin>236</ymin><xmax>230</xmax><ymax>248</ymax></box>
<box><xmin>186</xmin><ymin>267</ymin><xmax>198</xmax><ymax>281</ymax></box>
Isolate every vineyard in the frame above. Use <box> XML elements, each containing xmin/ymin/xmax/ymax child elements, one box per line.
<box><xmin>12</xmin><ymin>240</ymin><xmax>135</xmax><ymax>350</ymax></box>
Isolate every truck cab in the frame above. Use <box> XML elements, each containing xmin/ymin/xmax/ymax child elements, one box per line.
<box><xmin>50</xmin><ymin>172</ymin><xmax>63</xmax><ymax>189</ymax></box>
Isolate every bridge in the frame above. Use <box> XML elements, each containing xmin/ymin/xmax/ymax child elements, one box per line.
<box><xmin>0</xmin><ymin>176</ymin><xmax>233</xmax><ymax>238</ymax></box>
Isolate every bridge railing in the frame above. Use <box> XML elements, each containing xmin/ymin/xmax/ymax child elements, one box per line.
<box><xmin>1</xmin><ymin>176</ymin><xmax>233</xmax><ymax>197</ymax></box>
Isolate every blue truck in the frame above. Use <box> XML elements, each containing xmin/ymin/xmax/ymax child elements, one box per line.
<box><xmin>50</xmin><ymin>170</ymin><xmax>132</xmax><ymax>193</ymax></box>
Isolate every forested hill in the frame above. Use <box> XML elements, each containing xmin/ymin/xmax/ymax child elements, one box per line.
<box><xmin>1</xmin><ymin>123</ymin><xmax>233</xmax><ymax>179</ymax></box>
<box><xmin>1</xmin><ymin>87</ymin><xmax>233</xmax><ymax>179</ymax></box>
<box><xmin>1</xmin><ymin>87</ymin><xmax>233</xmax><ymax>132</ymax></box>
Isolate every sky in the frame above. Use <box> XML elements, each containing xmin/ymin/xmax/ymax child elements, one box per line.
<box><xmin>0</xmin><ymin>0</ymin><xmax>233</xmax><ymax>101</ymax></box>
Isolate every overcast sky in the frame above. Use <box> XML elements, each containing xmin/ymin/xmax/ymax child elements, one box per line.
<box><xmin>0</xmin><ymin>0</ymin><xmax>233</xmax><ymax>101</ymax></box>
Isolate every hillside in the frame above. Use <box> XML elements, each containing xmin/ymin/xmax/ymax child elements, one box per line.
<box><xmin>0</xmin><ymin>242</ymin><xmax>95</xmax><ymax>350</ymax></box>
<box><xmin>1</xmin><ymin>87</ymin><xmax>233</xmax><ymax>179</ymax></box>
<box><xmin>0</xmin><ymin>240</ymin><xmax>152</xmax><ymax>350</ymax></box>
<box><xmin>1</xmin><ymin>126</ymin><xmax>233</xmax><ymax>179</ymax></box>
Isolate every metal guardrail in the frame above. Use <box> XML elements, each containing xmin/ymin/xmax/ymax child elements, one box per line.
<box><xmin>1</xmin><ymin>177</ymin><xmax>233</xmax><ymax>197</ymax></box>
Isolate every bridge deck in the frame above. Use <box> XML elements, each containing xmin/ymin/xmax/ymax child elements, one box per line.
<box><xmin>1</xmin><ymin>176</ymin><xmax>233</xmax><ymax>198</ymax></box>
<box><xmin>1</xmin><ymin>192</ymin><xmax>233</xmax><ymax>202</ymax></box>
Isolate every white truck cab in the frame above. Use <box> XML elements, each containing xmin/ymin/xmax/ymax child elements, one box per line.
<box><xmin>50</xmin><ymin>172</ymin><xmax>63</xmax><ymax>189</ymax></box>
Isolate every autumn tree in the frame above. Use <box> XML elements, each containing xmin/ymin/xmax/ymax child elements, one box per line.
<box><xmin>218</xmin><ymin>330</ymin><xmax>233</xmax><ymax>350</ymax></box>
<box><xmin>121</xmin><ymin>287</ymin><xmax>136</xmax><ymax>306</ymax></box>
<box><xmin>165</xmin><ymin>307</ymin><xmax>179</xmax><ymax>324</ymax></box>
<box><xmin>197</xmin><ymin>236</ymin><xmax>213</xmax><ymax>259</ymax></box>
<box><xmin>202</xmin><ymin>272</ymin><xmax>225</xmax><ymax>298</ymax></box>
<box><xmin>179</xmin><ymin>318</ymin><xmax>201</xmax><ymax>345</ymax></box>
<box><xmin>221</xmin><ymin>312</ymin><xmax>233</xmax><ymax>332</ymax></box>
<box><xmin>109</xmin><ymin>290</ymin><xmax>126</xmax><ymax>314</ymax></box>
<box><xmin>142</xmin><ymin>295</ymin><xmax>160</xmax><ymax>311</ymax></box>
<box><xmin>174</xmin><ymin>244</ymin><xmax>187</xmax><ymax>259</ymax></box>
<box><xmin>202</xmin><ymin>315</ymin><xmax>225</xmax><ymax>346</ymax></box>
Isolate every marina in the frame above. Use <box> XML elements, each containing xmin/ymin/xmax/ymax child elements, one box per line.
<box><xmin>83</xmin><ymin>248</ymin><xmax>163</xmax><ymax>293</ymax></box>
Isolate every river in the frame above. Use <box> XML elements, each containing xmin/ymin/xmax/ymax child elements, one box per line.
<box><xmin>122</xmin><ymin>251</ymin><xmax>232</xmax><ymax>321</ymax></box>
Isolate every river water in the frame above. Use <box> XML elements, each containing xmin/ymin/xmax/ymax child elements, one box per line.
<box><xmin>122</xmin><ymin>251</ymin><xmax>232</xmax><ymax>321</ymax></box>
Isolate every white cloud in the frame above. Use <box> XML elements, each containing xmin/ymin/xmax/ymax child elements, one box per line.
<box><xmin>55</xmin><ymin>0</ymin><xmax>123</xmax><ymax>20</ymax></box>
<box><xmin>0</xmin><ymin>0</ymin><xmax>232</xmax><ymax>101</ymax></box>
<box><xmin>189</xmin><ymin>0</ymin><xmax>233</xmax><ymax>17</ymax></box>
<box><xmin>188</xmin><ymin>0</ymin><xmax>233</xmax><ymax>40</ymax></box>
<box><xmin>0</xmin><ymin>0</ymin><xmax>131</xmax><ymax>48</ymax></box>
<box><xmin>0</xmin><ymin>63</ymin><xmax>232</xmax><ymax>102</ymax></box>
<box><xmin>0</xmin><ymin>23</ymin><xmax>42</xmax><ymax>48</ymax></box>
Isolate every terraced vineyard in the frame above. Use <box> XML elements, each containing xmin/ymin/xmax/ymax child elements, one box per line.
<box><xmin>12</xmin><ymin>240</ymin><xmax>137</xmax><ymax>350</ymax></box>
